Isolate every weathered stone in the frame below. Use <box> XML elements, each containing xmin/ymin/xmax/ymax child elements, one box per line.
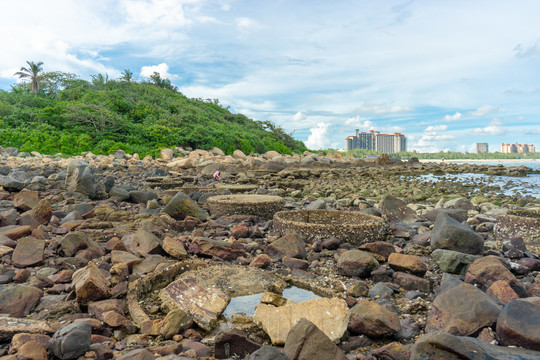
<box><xmin>25</xmin><ymin>199</ymin><xmax>52</xmax><ymax>226</ymax></box>
<box><xmin>425</xmin><ymin>283</ymin><xmax>501</xmax><ymax>336</ymax></box>
<box><xmin>254</xmin><ymin>297</ymin><xmax>349</xmax><ymax>345</ymax></box>
<box><xmin>486</xmin><ymin>280</ymin><xmax>520</xmax><ymax>304</ymax></box>
<box><xmin>129</xmin><ymin>190</ymin><xmax>158</xmax><ymax>204</ymax></box>
<box><xmin>379</xmin><ymin>195</ymin><xmax>416</xmax><ymax>222</ymax></box>
<box><xmin>162</xmin><ymin>236</ymin><xmax>187</xmax><ymax>258</ymax></box>
<box><xmin>132</xmin><ymin>254</ymin><xmax>168</xmax><ymax>275</ymax></box>
<box><xmin>0</xmin><ymin>285</ymin><xmax>42</xmax><ymax>317</ymax></box>
<box><xmin>215</xmin><ymin>329</ymin><xmax>261</xmax><ymax>359</ymax></box>
<box><xmin>15</xmin><ymin>340</ymin><xmax>48</xmax><ymax>360</ymax></box>
<box><xmin>388</xmin><ymin>253</ymin><xmax>427</xmax><ymax>276</ymax></box>
<box><xmin>495</xmin><ymin>209</ymin><xmax>540</xmax><ymax>246</ymax></box>
<box><xmin>443</xmin><ymin>197</ymin><xmax>473</xmax><ymax>210</ymax></box>
<box><xmin>0</xmin><ymin>318</ymin><xmax>53</xmax><ymax>341</ymax></box>
<box><xmin>88</xmin><ymin>299</ymin><xmax>126</xmax><ymax>320</ymax></box>
<box><xmin>250</xmin><ymin>254</ymin><xmax>272</xmax><ymax>268</ymax></box>
<box><xmin>124</xmin><ymin>227</ymin><xmax>162</xmax><ymax>255</ymax></box>
<box><xmin>13</xmin><ymin>190</ymin><xmax>39</xmax><ymax>211</ymax></box>
<box><xmin>248</xmin><ymin>345</ymin><xmax>288</xmax><ymax>360</ymax></box>
<box><xmin>72</xmin><ymin>262</ymin><xmax>111</xmax><ymax>304</ymax></box>
<box><xmin>465</xmin><ymin>255</ymin><xmax>527</xmax><ymax>297</ymax></box>
<box><xmin>116</xmin><ymin>348</ymin><xmax>155</xmax><ymax>360</ymax></box>
<box><xmin>431</xmin><ymin>249</ymin><xmax>480</xmax><ymax>275</ymax></box>
<box><xmin>337</xmin><ymin>249</ymin><xmax>379</xmax><ymax>277</ymax></box>
<box><xmin>59</xmin><ymin>232</ymin><xmax>88</xmax><ymax>257</ymax></box>
<box><xmin>12</xmin><ymin>236</ymin><xmax>45</xmax><ymax>267</ymax></box>
<box><xmin>102</xmin><ymin>310</ymin><xmax>137</xmax><ymax>333</ymax></box>
<box><xmin>431</xmin><ymin>213</ymin><xmax>484</xmax><ymax>254</ymax></box>
<box><xmin>160</xmin><ymin>277</ymin><xmax>230</xmax><ymax>331</ymax></box>
<box><xmin>48</xmin><ymin>322</ymin><xmax>91</xmax><ymax>360</ymax></box>
<box><xmin>264</xmin><ymin>233</ymin><xmax>307</xmax><ymax>260</ymax></box>
<box><xmin>159</xmin><ymin>308</ymin><xmax>192</xmax><ymax>339</ymax></box>
<box><xmin>424</xmin><ymin>208</ymin><xmax>468</xmax><ymax>223</ymax></box>
<box><xmin>163</xmin><ymin>191</ymin><xmax>209</xmax><ymax>220</ymax></box>
<box><xmin>189</xmin><ymin>237</ymin><xmax>247</xmax><ymax>260</ymax></box>
<box><xmin>0</xmin><ymin>175</ymin><xmax>25</xmax><ymax>192</ymax></box>
<box><xmin>372</xmin><ymin>341</ymin><xmax>411</xmax><ymax>360</ymax></box>
<box><xmin>65</xmin><ymin>159</ymin><xmax>96</xmax><ymax>198</ymax></box>
<box><xmin>0</xmin><ymin>225</ymin><xmax>32</xmax><ymax>240</ymax></box>
<box><xmin>348</xmin><ymin>299</ymin><xmax>401</xmax><ymax>337</ymax></box>
<box><xmin>284</xmin><ymin>318</ymin><xmax>348</xmax><ymax>360</ymax></box>
<box><xmin>496</xmin><ymin>299</ymin><xmax>540</xmax><ymax>351</ymax></box>
<box><xmin>359</xmin><ymin>241</ymin><xmax>397</xmax><ymax>260</ymax></box>
<box><xmin>10</xmin><ymin>333</ymin><xmax>51</xmax><ymax>353</ymax></box>
<box><xmin>110</xmin><ymin>250</ymin><xmax>141</xmax><ymax>270</ymax></box>
<box><xmin>411</xmin><ymin>331</ymin><xmax>540</xmax><ymax>360</ymax></box>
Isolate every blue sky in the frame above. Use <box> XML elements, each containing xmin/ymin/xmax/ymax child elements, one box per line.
<box><xmin>1</xmin><ymin>0</ymin><xmax>540</xmax><ymax>152</ymax></box>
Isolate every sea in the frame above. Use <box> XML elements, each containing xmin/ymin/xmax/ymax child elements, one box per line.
<box><xmin>417</xmin><ymin>160</ymin><xmax>540</xmax><ymax>198</ymax></box>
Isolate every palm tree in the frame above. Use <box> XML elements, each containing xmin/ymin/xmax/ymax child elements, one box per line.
<box><xmin>91</xmin><ymin>73</ymin><xmax>109</xmax><ymax>86</ymax></box>
<box><xmin>120</xmin><ymin>69</ymin><xmax>134</xmax><ymax>82</ymax></box>
<box><xmin>14</xmin><ymin>61</ymin><xmax>43</xmax><ymax>95</ymax></box>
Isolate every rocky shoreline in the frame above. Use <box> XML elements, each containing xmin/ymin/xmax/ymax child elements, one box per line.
<box><xmin>0</xmin><ymin>146</ymin><xmax>539</xmax><ymax>360</ymax></box>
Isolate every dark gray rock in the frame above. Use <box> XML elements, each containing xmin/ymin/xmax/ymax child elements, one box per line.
<box><xmin>0</xmin><ymin>175</ymin><xmax>25</xmax><ymax>192</ymax></box>
<box><xmin>248</xmin><ymin>345</ymin><xmax>288</xmax><ymax>360</ymax></box>
<box><xmin>65</xmin><ymin>160</ymin><xmax>97</xmax><ymax>199</ymax></box>
<box><xmin>48</xmin><ymin>321</ymin><xmax>91</xmax><ymax>359</ymax></box>
<box><xmin>431</xmin><ymin>213</ymin><xmax>484</xmax><ymax>254</ymax></box>
<box><xmin>497</xmin><ymin>299</ymin><xmax>540</xmax><ymax>351</ymax></box>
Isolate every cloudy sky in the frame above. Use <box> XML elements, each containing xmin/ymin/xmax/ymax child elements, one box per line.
<box><xmin>1</xmin><ymin>0</ymin><xmax>540</xmax><ymax>152</ymax></box>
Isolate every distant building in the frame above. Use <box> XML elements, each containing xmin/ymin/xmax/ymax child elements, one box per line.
<box><xmin>476</xmin><ymin>143</ymin><xmax>488</xmax><ymax>154</ymax></box>
<box><xmin>345</xmin><ymin>129</ymin><xmax>406</xmax><ymax>153</ymax></box>
<box><xmin>501</xmin><ymin>142</ymin><xmax>536</xmax><ymax>153</ymax></box>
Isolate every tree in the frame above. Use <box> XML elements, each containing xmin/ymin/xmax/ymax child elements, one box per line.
<box><xmin>120</xmin><ymin>69</ymin><xmax>134</xmax><ymax>82</ymax></box>
<box><xmin>14</xmin><ymin>61</ymin><xmax>43</xmax><ymax>95</ymax></box>
<box><xmin>148</xmin><ymin>71</ymin><xmax>177</xmax><ymax>92</ymax></box>
<box><xmin>91</xmin><ymin>73</ymin><xmax>109</xmax><ymax>86</ymax></box>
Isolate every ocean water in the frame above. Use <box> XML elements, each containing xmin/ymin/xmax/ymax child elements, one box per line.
<box><xmin>418</xmin><ymin>160</ymin><xmax>540</xmax><ymax>198</ymax></box>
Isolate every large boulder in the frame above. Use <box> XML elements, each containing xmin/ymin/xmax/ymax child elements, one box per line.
<box><xmin>48</xmin><ymin>322</ymin><xmax>91</xmax><ymax>360</ymax></box>
<box><xmin>283</xmin><ymin>318</ymin><xmax>347</xmax><ymax>360</ymax></box>
<box><xmin>379</xmin><ymin>195</ymin><xmax>416</xmax><ymax>222</ymax></box>
<box><xmin>425</xmin><ymin>283</ymin><xmax>501</xmax><ymax>336</ymax></box>
<box><xmin>495</xmin><ymin>209</ymin><xmax>540</xmax><ymax>246</ymax></box>
<box><xmin>71</xmin><ymin>262</ymin><xmax>111</xmax><ymax>305</ymax></box>
<box><xmin>254</xmin><ymin>298</ymin><xmax>349</xmax><ymax>345</ymax></box>
<box><xmin>163</xmin><ymin>191</ymin><xmax>209</xmax><ymax>220</ymax></box>
<box><xmin>465</xmin><ymin>255</ymin><xmax>527</xmax><ymax>297</ymax></box>
<box><xmin>0</xmin><ymin>285</ymin><xmax>42</xmax><ymax>317</ymax></box>
<box><xmin>337</xmin><ymin>250</ymin><xmax>379</xmax><ymax>277</ymax></box>
<box><xmin>348</xmin><ymin>299</ymin><xmax>401</xmax><ymax>337</ymax></box>
<box><xmin>264</xmin><ymin>233</ymin><xmax>307</xmax><ymax>260</ymax></box>
<box><xmin>431</xmin><ymin>249</ymin><xmax>480</xmax><ymax>275</ymax></box>
<box><xmin>431</xmin><ymin>213</ymin><xmax>484</xmax><ymax>254</ymax></box>
<box><xmin>65</xmin><ymin>160</ymin><xmax>97</xmax><ymax>198</ymax></box>
<box><xmin>12</xmin><ymin>236</ymin><xmax>45</xmax><ymax>267</ymax></box>
<box><xmin>496</xmin><ymin>299</ymin><xmax>540</xmax><ymax>351</ymax></box>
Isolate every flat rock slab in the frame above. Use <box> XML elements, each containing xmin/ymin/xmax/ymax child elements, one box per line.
<box><xmin>254</xmin><ymin>297</ymin><xmax>349</xmax><ymax>345</ymax></box>
<box><xmin>495</xmin><ymin>209</ymin><xmax>540</xmax><ymax>246</ymax></box>
<box><xmin>160</xmin><ymin>277</ymin><xmax>230</xmax><ymax>331</ymax></box>
<box><xmin>0</xmin><ymin>317</ymin><xmax>53</xmax><ymax>341</ymax></box>
<box><xmin>12</xmin><ymin>236</ymin><xmax>45</xmax><ymax>267</ymax></box>
<box><xmin>0</xmin><ymin>225</ymin><xmax>32</xmax><ymax>240</ymax></box>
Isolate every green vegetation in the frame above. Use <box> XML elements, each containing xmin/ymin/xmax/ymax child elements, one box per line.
<box><xmin>0</xmin><ymin>63</ymin><xmax>306</xmax><ymax>157</ymax></box>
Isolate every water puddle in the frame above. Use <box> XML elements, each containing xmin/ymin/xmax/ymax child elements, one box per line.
<box><xmin>222</xmin><ymin>286</ymin><xmax>320</xmax><ymax>320</ymax></box>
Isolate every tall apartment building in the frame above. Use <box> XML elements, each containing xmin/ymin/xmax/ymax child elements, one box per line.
<box><xmin>501</xmin><ymin>143</ymin><xmax>536</xmax><ymax>153</ymax></box>
<box><xmin>345</xmin><ymin>129</ymin><xmax>406</xmax><ymax>153</ymax></box>
<box><xmin>476</xmin><ymin>143</ymin><xmax>488</xmax><ymax>154</ymax></box>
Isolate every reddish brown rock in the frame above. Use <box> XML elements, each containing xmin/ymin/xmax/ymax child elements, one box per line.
<box><xmin>388</xmin><ymin>253</ymin><xmax>428</xmax><ymax>276</ymax></box>
<box><xmin>249</xmin><ymin>254</ymin><xmax>272</xmax><ymax>268</ymax></box>
<box><xmin>282</xmin><ymin>256</ymin><xmax>309</xmax><ymax>270</ymax></box>
<box><xmin>337</xmin><ymin>250</ymin><xmax>380</xmax><ymax>278</ymax></box>
<box><xmin>231</xmin><ymin>225</ymin><xmax>250</xmax><ymax>239</ymax></box>
<box><xmin>26</xmin><ymin>199</ymin><xmax>52</xmax><ymax>226</ymax></box>
<box><xmin>496</xmin><ymin>299</ymin><xmax>540</xmax><ymax>351</ymax></box>
<box><xmin>465</xmin><ymin>255</ymin><xmax>527</xmax><ymax>297</ymax></box>
<box><xmin>72</xmin><ymin>262</ymin><xmax>111</xmax><ymax>304</ymax></box>
<box><xmin>102</xmin><ymin>310</ymin><xmax>137</xmax><ymax>333</ymax></box>
<box><xmin>348</xmin><ymin>299</ymin><xmax>401</xmax><ymax>337</ymax></box>
<box><xmin>13</xmin><ymin>190</ymin><xmax>39</xmax><ymax>211</ymax></box>
<box><xmin>0</xmin><ymin>225</ymin><xmax>32</xmax><ymax>240</ymax></box>
<box><xmin>487</xmin><ymin>280</ymin><xmax>520</xmax><ymax>304</ymax></box>
<box><xmin>372</xmin><ymin>341</ymin><xmax>411</xmax><ymax>360</ymax></box>
<box><xmin>88</xmin><ymin>299</ymin><xmax>126</xmax><ymax>320</ymax></box>
<box><xmin>393</xmin><ymin>271</ymin><xmax>431</xmax><ymax>293</ymax></box>
<box><xmin>0</xmin><ymin>285</ymin><xmax>42</xmax><ymax>318</ymax></box>
<box><xmin>10</xmin><ymin>333</ymin><xmax>51</xmax><ymax>352</ymax></box>
<box><xmin>264</xmin><ymin>233</ymin><xmax>307</xmax><ymax>260</ymax></box>
<box><xmin>12</xmin><ymin>236</ymin><xmax>45</xmax><ymax>267</ymax></box>
<box><xmin>0</xmin><ymin>318</ymin><xmax>53</xmax><ymax>341</ymax></box>
<box><xmin>162</xmin><ymin>236</ymin><xmax>187</xmax><ymax>259</ymax></box>
<box><xmin>284</xmin><ymin>318</ymin><xmax>347</xmax><ymax>360</ymax></box>
<box><xmin>189</xmin><ymin>237</ymin><xmax>247</xmax><ymax>260</ymax></box>
<box><xmin>110</xmin><ymin>250</ymin><xmax>141</xmax><ymax>270</ymax></box>
<box><xmin>359</xmin><ymin>241</ymin><xmax>398</xmax><ymax>260</ymax></box>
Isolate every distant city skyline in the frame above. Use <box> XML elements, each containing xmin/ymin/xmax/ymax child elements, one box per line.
<box><xmin>1</xmin><ymin>1</ymin><xmax>540</xmax><ymax>152</ymax></box>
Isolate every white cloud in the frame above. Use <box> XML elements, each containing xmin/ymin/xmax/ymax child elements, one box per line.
<box><xmin>305</xmin><ymin>122</ymin><xmax>331</xmax><ymax>149</ymax></box>
<box><xmin>444</xmin><ymin>112</ymin><xmax>462</xmax><ymax>122</ymax></box>
<box><xmin>471</xmin><ymin>119</ymin><xmax>505</xmax><ymax>135</ymax></box>
<box><xmin>514</xmin><ymin>39</ymin><xmax>540</xmax><ymax>58</ymax></box>
<box><xmin>410</xmin><ymin>124</ymin><xmax>455</xmax><ymax>152</ymax></box>
<box><xmin>236</xmin><ymin>17</ymin><xmax>260</xmax><ymax>32</ymax></box>
<box><xmin>140</xmin><ymin>63</ymin><xmax>179</xmax><ymax>80</ymax></box>
<box><xmin>292</xmin><ymin>112</ymin><xmax>306</xmax><ymax>122</ymax></box>
<box><xmin>345</xmin><ymin>116</ymin><xmax>376</xmax><ymax>131</ymax></box>
<box><xmin>471</xmin><ymin>105</ymin><xmax>497</xmax><ymax>117</ymax></box>
<box><xmin>425</xmin><ymin>124</ymin><xmax>448</xmax><ymax>135</ymax></box>
<box><xmin>355</xmin><ymin>101</ymin><xmax>413</xmax><ymax>114</ymax></box>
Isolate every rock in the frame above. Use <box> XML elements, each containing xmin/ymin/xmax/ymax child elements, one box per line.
<box><xmin>160</xmin><ymin>277</ymin><xmax>229</xmax><ymax>331</ymax></box>
<box><xmin>88</xmin><ymin>299</ymin><xmax>126</xmax><ymax>320</ymax></box>
<box><xmin>249</xmin><ymin>254</ymin><xmax>272</xmax><ymax>268</ymax></box>
<box><xmin>264</xmin><ymin>233</ymin><xmax>307</xmax><ymax>260</ymax></box>
<box><xmin>163</xmin><ymin>192</ymin><xmax>209</xmax><ymax>220</ymax></box>
<box><xmin>0</xmin><ymin>318</ymin><xmax>53</xmax><ymax>341</ymax></box>
<box><xmin>372</xmin><ymin>341</ymin><xmax>411</xmax><ymax>360</ymax></box>
<box><xmin>248</xmin><ymin>345</ymin><xmax>288</xmax><ymax>360</ymax></box>
<box><xmin>368</xmin><ymin>282</ymin><xmax>394</xmax><ymax>298</ymax></box>
<box><xmin>214</xmin><ymin>329</ymin><xmax>261</xmax><ymax>359</ymax></box>
<box><xmin>159</xmin><ymin>308</ymin><xmax>192</xmax><ymax>339</ymax></box>
<box><xmin>189</xmin><ymin>237</ymin><xmax>248</xmax><ymax>260</ymax></box>
<box><xmin>348</xmin><ymin>299</ymin><xmax>401</xmax><ymax>337</ymax></box>
<box><xmin>254</xmin><ymin>297</ymin><xmax>348</xmax><ymax>345</ymax></box>
<box><xmin>125</xmin><ymin>227</ymin><xmax>162</xmax><ymax>255</ymax></box>
<box><xmin>411</xmin><ymin>331</ymin><xmax>540</xmax><ymax>360</ymax></box>
<box><xmin>486</xmin><ymin>280</ymin><xmax>520</xmax><ymax>304</ymax></box>
<box><xmin>379</xmin><ymin>195</ymin><xmax>416</xmax><ymax>222</ymax></box>
<box><xmin>359</xmin><ymin>241</ymin><xmax>396</xmax><ymax>260</ymax></box>
<box><xmin>283</xmin><ymin>318</ymin><xmax>348</xmax><ymax>360</ymax></box>
<box><xmin>11</xmin><ymin>333</ymin><xmax>51</xmax><ymax>353</ymax></box>
<box><xmin>71</xmin><ymin>262</ymin><xmax>111</xmax><ymax>304</ymax></box>
<box><xmin>232</xmin><ymin>150</ymin><xmax>247</xmax><ymax>160</ymax></box>
<box><xmin>0</xmin><ymin>225</ymin><xmax>32</xmax><ymax>240</ymax></box>
<box><xmin>425</xmin><ymin>283</ymin><xmax>501</xmax><ymax>336</ymax></box>
<box><xmin>15</xmin><ymin>340</ymin><xmax>48</xmax><ymax>360</ymax></box>
<box><xmin>13</xmin><ymin>190</ymin><xmax>39</xmax><ymax>211</ymax></box>
<box><xmin>24</xmin><ymin>199</ymin><xmax>52</xmax><ymax>226</ymax></box>
<box><xmin>388</xmin><ymin>253</ymin><xmax>427</xmax><ymax>276</ymax></box>
<box><xmin>116</xmin><ymin>348</ymin><xmax>155</xmax><ymax>360</ymax></box>
<box><xmin>431</xmin><ymin>249</ymin><xmax>480</xmax><ymax>275</ymax></box>
<box><xmin>465</xmin><ymin>255</ymin><xmax>527</xmax><ymax>297</ymax></box>
<box><xmin>0</xmin><ymin>285</ymin><xmax>42</xmax><ymax>317</ymax></box>
<box><xmin>102</xmin><ymin>310</ymin><xmax>137</xmax><ymax>333</ymax></box>
<box><xmin>59</xmin><ymin>232</ymin><xmax>88</xmax><ymax>257</ymax></box>
<box><xmin>496</xmin><ymin>299</ymin><xmax>540</xmax><ymax>351</ymax></box>
<box><xmin>443</xmin><ymin>197</ymin><xmax>473</xmax><ymax>210</ymax></box>
<box><xmin>65</xmin><ymin>159</ymin><xmax>97</xmax><ymax>198</ymax></box>
<box><xmin>0</xmin><ymin>175</ymin><xmax>25</xmax><ymax>192</ymax></box>
<box><xmin>423</xmin><ymin>208</ymin><xmax>468</xmax><ymax>224</ymax></box>
<box><xmin>111</xmin><ymin>250</ymin><xmax>141</xmax><ymax>270</ymax></box>
<box><xmin>162</xmin><ymin>236</ymin><xmax>187</xmax><ymax>259</ymax></box>
<box><xmin>130</xmin><ymin>190</ymin><xmax>158</xmax><ymax>204</ymax></box>
<box><xmin>48</xmin><ymin>322</ymin><xmax>91</xmax><ymax>360</ymax></box>
<box><xmin>337</xmin><ymin>249</ymin><xmax>379</xmax><ymax>277</ymax></box>
<box><xmin>306</xmin><ymin>199</ymin><xmax>326</xmax><ymax>210</ymax></box>
<box><xmin>495</xmin><ymin>209</ymin><xmax>540</xmax><ymax>246</ymax></box>
<box><xmin>12</xmin><ymin>236</ymin><xmax>45</xmax><ymax>267</ymax></box>
<box><xmin>430</xmin><ymin>213</ymin><xmax>484</xmax><ymax>254</ymax></box>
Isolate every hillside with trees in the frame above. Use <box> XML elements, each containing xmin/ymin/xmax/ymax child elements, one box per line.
<box><xmin>0</xmin><ymin>62</ymin><xmax>307</xmax><ymax>157</ymax></box>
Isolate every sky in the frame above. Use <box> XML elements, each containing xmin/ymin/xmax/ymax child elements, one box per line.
<box><xmin>1</xmin><ymin>0</ymin><xmax>540</xmax><ymax>153</ymax></box>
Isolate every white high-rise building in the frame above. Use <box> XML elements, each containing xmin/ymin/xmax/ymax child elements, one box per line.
<box><xmin>345</xmin><ymin>130</ymin><xmax>407</xmax><ymax>153</ymax></box>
